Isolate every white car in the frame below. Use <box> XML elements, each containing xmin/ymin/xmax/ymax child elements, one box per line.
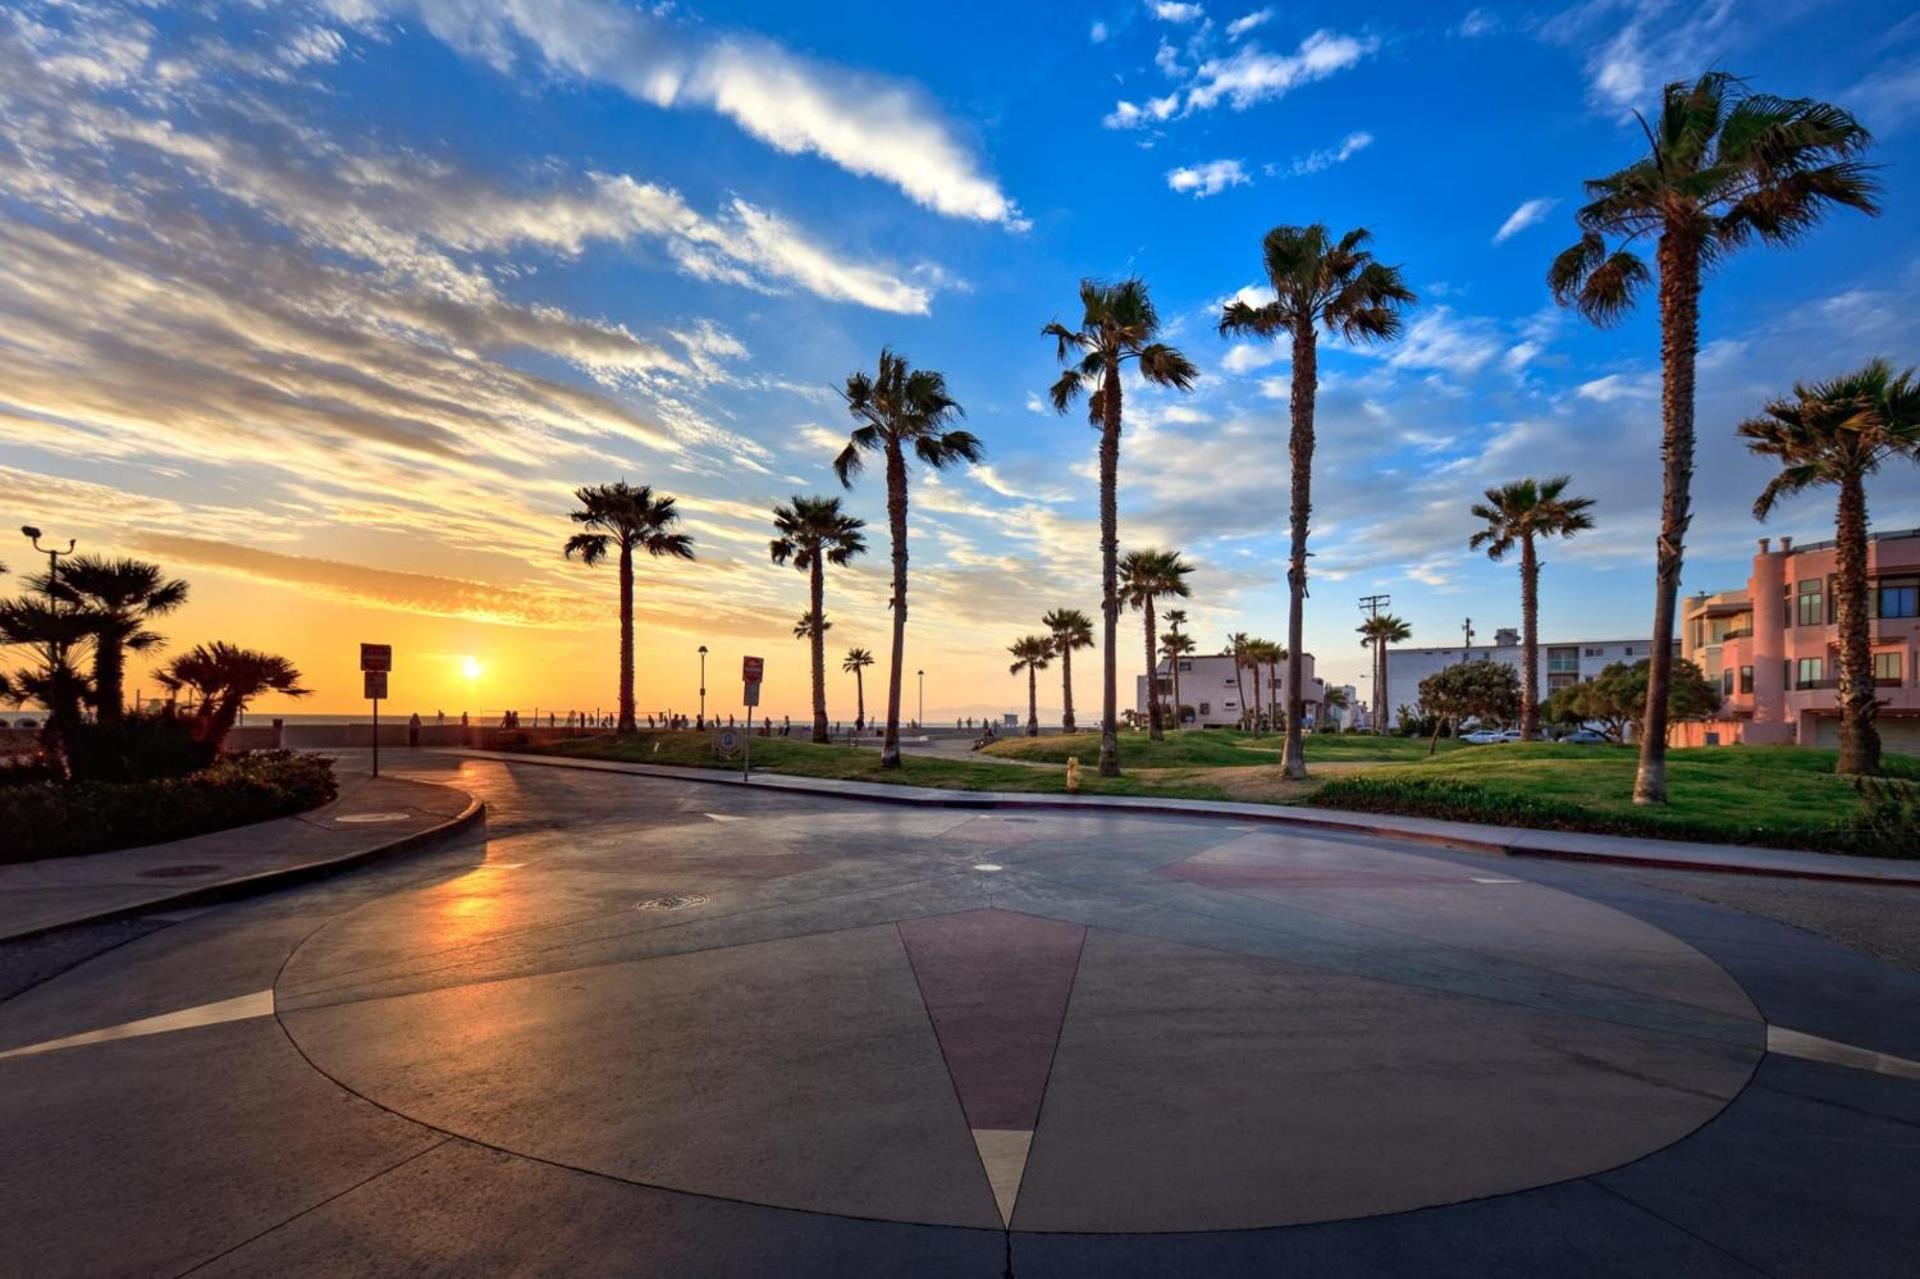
<box><xmin>1460</xmin><ymin>729</ymin><xmax>1507</xmax><ymax>745</ymax></box>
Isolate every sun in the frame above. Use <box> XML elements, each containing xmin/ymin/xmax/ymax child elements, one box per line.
<box><xmin>461</xmin><ymin>656</ymin><xmax>483</xmax><ymax>680</ymax></box>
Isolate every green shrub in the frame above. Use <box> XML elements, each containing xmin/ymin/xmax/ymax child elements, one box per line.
<box><xmin>1</xmin><ymin>750</ymin><xmax>337</xmax><ymax>862</ymax></box>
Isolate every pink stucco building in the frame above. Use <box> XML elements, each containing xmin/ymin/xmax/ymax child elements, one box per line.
<box><xmin>1678</xmin><ymin>529</ymin><xmax>1920</xmax><ymax>756</ymax></box>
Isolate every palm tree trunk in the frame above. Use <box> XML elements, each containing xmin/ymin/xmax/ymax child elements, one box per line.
<box><xmin>1248</xmin><ymin>662</ymin><xmax>1262</xmax><ymax>736</ymax></box>
<box><xmin>1634</xmin><ymin>231</ymin><xmax>1700</xmax><ymax>804</ymax></box>
<box><xmin>882</xmin><ymin>439</ymin><xmax>910</xmax><ymax>769</ymax></box>
<box><xmin>1027</xmin><ymin>665</ymin><xmax>1039</xmax><ymax>736</ymax></box>
<box><xmin>1060</xmin><ymin>642</ymin><xmax>1076</xmax><ymax>732</ymax></box>
<box><xmin>809</xmin><ymin>557</ymin><xmax>828</xmax><ymax>744</ymax></box>
<box><xmin>1374</xmin><ymin>638</ymin><xmax>1386</xmax><ymax>734</ymax></box>
<box><xmin>1520</xmin><ymin>532</ymin><xmax>1540</xmax><ymax>740</ymax></box>
<box><xmin>1143</xmin><ymin>597</ymin><xmax>1163</xmax><ymax>741</ymax></box>
<box><xmin>1834</xmin><ymin>472</ymin><xmax>1880</xmax><ymax>775</ymax></box>
<box><xmin>617</xmin><ymin>542</ymin><xmax>636</xmax><ymax>734</ymax></box>
<box><xmin>95</xmin><ymin>635</ymin><xmax>126</xmax><ymax>733</ymax></box>
<box><xmin>855</xmin><ymin>668</ymin><xmax>865</xmax><ymax>731</ymax></box>
<box><xmin>1281</xmin><ymin>319</ymin><xmax>1316</xmax><ymax>779</ymax></box>
<box><xmin>1098</xmin><ymin>357</ymin><xmax>1123</xmax><ymax>777</ymax></box>
<box><xmin>1170</xmin><ymin>657</ymin><xmax>1181</xmax><ymax>731</ymax></box>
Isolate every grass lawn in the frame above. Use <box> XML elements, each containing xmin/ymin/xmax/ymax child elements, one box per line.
<box><xmin>982</xmin><ymin>729</ymin><xmax>1457</xmax><ymax>768</ymax></box>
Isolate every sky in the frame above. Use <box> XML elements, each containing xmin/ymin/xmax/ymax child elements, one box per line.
<box><xmin>3</xmin><ymin>0</ymin><xmax>1919</xmax><ymax>722</ymax></box>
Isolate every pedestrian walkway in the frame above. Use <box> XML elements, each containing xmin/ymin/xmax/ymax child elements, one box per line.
<box><xmin>0</xmin><ymin>774</ymin><xmax>481</xmax><ymax>940</ymax></box>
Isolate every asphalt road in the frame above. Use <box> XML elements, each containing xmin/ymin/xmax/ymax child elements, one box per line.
<box><xmin>2</xmin><ymin>752</ymin><xmax>1915</xmax><ymax>1277</ymax></box>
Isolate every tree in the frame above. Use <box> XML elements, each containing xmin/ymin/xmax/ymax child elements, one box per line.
<box><xmin>1322</xmin><ymin>684</ymin><xmax>1351</xmax><ymax>730</ymax></box>
<box><xmin>1119</xmin><ymin>548</ymin><xmax>1193</xmax><ymax>741</ymax></box>
<box><xmin>771</xmin><ymin>495</ymin><xmax>868</xmax><ymax>744</ymax></box>
<box><xmin>1548</xmin><ymin>659</ymin><xmax>1720</xmax><ymax>744</ymax></box>
<box><xmin>1468</xmin><ymin>477</ymin><xmax>1596</xmax><ymax>741</ymax></box>
<box><xmin>1548</xmin><ymin>71</ymin><xmax>1877</xmax><ymax>803</ymax></box>
<box><xmin>0</xmin><ymin>596</ymin><xmax>94</xmax><ymax>774</ymax></box>
<box><xmin>156</xmin><ymin>642</ymin><xmax>310</xmax><ymax>751</ymax></box>
<box><xmin>1008</xmin><ymin>635</ymin><xmax>1054</xmax><ymax>737</ymax></box>
<box><xmin>1417</xmin><ymin>660</ymin><xmax>1523</xmax><ymax>756</ymax></box>
<box><xmin>1222</xmin><ymin>631</ymin><xmax>1252</xmax><ymax>729</ymax></box>
<box><xmin>1738</xmin><ymin>360</ymin><xmax>1920</xmax><ymax>775</ymax></box>
<box><xmin>564</xmin><ymin>483</ymin><xmax>696</xmax><ymax>735</ymax></box>
<box><xmin>1042</xmin><ymin>608</ymin><xmax>1095</xmax><ymax>733</ymax></box>
<box><xmin>1159</xmin><ymin>628</ymin><xmax>1196</xmax><ymax>728</ymax></box>
<box><xmin>842</xmin><ymin>647</ymin><xmax>875</xmax><ymax>731</ymax></box>
<box><xmin>1046</xmin><ymin>279</ymin><xmax>1197</xmax><ymax>776</ymax></box>
<box><xmin>1252</xmin><ymin>639</ymin><xmax>1284</xmax><ymax>731</ymax></box>
<box><xmin>1356</xmin><ymin>613</ymin><xmax>1411</xmax><ymax>734</ymax></box>
<box><xmin>837</xmin><ymin>349</ymin><xmax>983</xmax><ymax>768</ymax></box>
<box><xmin>1221</xmin><ymin>225</ymin><xmax>1415</xmax><ymax>777</ymax></box>
<box><xmin>42</xmin><ymin>556</ymin><xmax>188</xmax><ymax>737</ymax></box>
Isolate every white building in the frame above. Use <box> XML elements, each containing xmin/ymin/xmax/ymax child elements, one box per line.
<box><xmin>1136</xmin><ymin>652</ymin><xmax>1326</xmax><ymax>729</ymax></box>
<box><xmin>1380</xmin><ymin>628</ymin><xmax>1678</xmax><ymax>727</ymax></box>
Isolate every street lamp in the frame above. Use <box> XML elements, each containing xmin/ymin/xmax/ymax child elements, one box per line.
<box><xmin>20</xmin><ymin>526</ymin><xmax>76</xmax><ymax>603</ymax></box>
<box><xmin>698</xmin><ymin>645</ymin><xmax>708</xmax><ymax>724</ymax></box>
<box><xmin>917</xmin><ymin>669</ymin><xmax>924</xmax><ymax>728</ymax></box>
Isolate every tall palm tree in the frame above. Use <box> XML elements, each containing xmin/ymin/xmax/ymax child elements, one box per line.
<box><xmin>1008</xmin><ymin>635</ymin><xmax>1054</xmax><ymax>737</ymax></box>
<box><xmin>1159</xmin><ymin>629</ymin><xmax>1196</xmax><ymax>728</ymax></box>
<box><xmin>564</xmin><ymin>482</ymin><xmax>695</xmax><ymax>734</ymax></box>
<box><xmin>1046</xmin><ymin>280</ymin><xmax>1197</xmax><ymax>776</ymax></box>
<box><xmin>43</xmin><ymin>556</ymin><xmax>188</xmax><ymax>734</ymax></box>
<box><xmin>1221</xmin><ymin>226</ymin><xmax>1415</xmax><ymax>779</ymax></box>
<box><xmin>841</xmin><ymin>647</ymin><xmax>875</xmax><ymax>731</ymax></box>
<box><xmin>771</xmin><ymin>495</ymin><xmax>868</xmax><ymax>744</ymax></box>
<box><xmin>836</xmin><ymin>348</ymin><xmax>983</xmax><ymax>768</ymax></box>
<box><xmin>1357</xmin><ymin>614</ymin><xmax>1412</xmax><ymax>733</ymax></box>
<box><xmin>1738</xmin><ymin>360</ymin><xmax>1920</xmax><ymax>776</ymax></box>
<box><xmin>1548</xmin><ymin>71</ymin><xmax>1877</xmax><ymax>803</ymax></box>
<box><xmin>0</xmin><ymin>596</ymin><xmax>93</xmax><ymax>772</ymax></box>
<box><xmin>1119</xmin><ymin>548</ymin><xmax>1194</xmax><ymax>741</ymax></box>
<box><xmin>1222</xmin><ymin>631</ymin><xmax>1252</xmax><ymax>730</ymax></box>
<box><xmin>156</xmin><ymin>642</ymin><xmax>309</xmax><ymax>751</ymax></box>
<box><xmin>1042</xmin><ymin>608</ymin><xmax>1095</xmax><ymax>733</ymax></box>
<box><xmin>1468</xmin><ymin>477</ymin><xmax>1597</xmax><ymax>741</ymax></box>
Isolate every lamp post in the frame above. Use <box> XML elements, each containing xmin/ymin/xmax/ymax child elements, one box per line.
<box><xmin>917</xmin><ymin>669</ymin><xmax>924</xmax><ymax>728</ymax></box>
<box><xmin>698</xmin><ymin>645</ymin><xmax>708</xmax><ymax>724</ymax></box>
<box><xmin>20</xmin><ymin>526</ymin><xmax>75</xmax><ymax>605</ymax></box>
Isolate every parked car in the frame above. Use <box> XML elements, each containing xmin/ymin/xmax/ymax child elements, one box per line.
<box><xmin>1460</xmin><ymin>729</ymin><xmax>1507</xmax><ymax>745</ymax></box>
<box><xmin>1561</xmin><ymin>729</ymin><xmax>1609</xmax><ymax>745</ymax></box>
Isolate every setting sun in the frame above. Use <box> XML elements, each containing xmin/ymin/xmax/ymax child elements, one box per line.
<box><xmin>461</xmin><ymin>656</ymin><xmax>483</xmax><ymax>681</ymax></box>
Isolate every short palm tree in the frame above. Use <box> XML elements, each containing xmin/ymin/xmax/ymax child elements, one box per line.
<box><xmin>156</xmin><ymin>642</ymin><xmax>309</xmax><ymax>751</ymax></box>
<box><xmin>1322</xmin><ymin>684</ymin><xmax>1351</xmax><ymax>729</ymax></box>
<box><xmin>1739</xmin><ymin>360</ymin><xmax>1920</xmax><ymax>776</ymax></box>
<box><xmin>1468</xmin><ymin>477</ymin><xmax>1597</xmax><ymax>741</ymax></box>
<box><xmin>1221</xmin><ymin>225</ymin><xmax>1415</xmax><ymax>778</ymax></box>
<box><xmin>841</xmin><ymin>647</ymin><xmax>875</xmax><ymax>731</ymax></box>
<box><xmin>1357</xmin><ymin>614</ymin><xmax>1412</xmax><ymax>733</ymax></box>
<box><xmin>0</xmin><ymin>596</ymin><xmax>94</xmax><ymax>772</ymax></box>
<box><xmin>1159</xmin><ymin>629</ymin><xmax>1196</xmax><ymax>728</ymax></box>
<box><xmin>1246</xmin><ymin>637</ymin><xmax>1283</xmax><ymax>733</ymax></box>
<box><xmin>1119</xmin><ymin>548</ymin><xmax>1193</xmax><ymax>741</ymax></box>
<box><xmin>564</xmin><ymin>483</ymin><xmax>695</xmax><ymax>734</ymax></box>
<box><xmin>836</xmin><ymin>349</ymin><xmax>983</xmax><ymax>768</ymax></box>
<box><xmin>44</xmin><ymin>556</ymin><xmax>188</xmax><ymax>734</ymax></box>
<box><xmin>1042</xmin><ymin>608</ymin><xmax>1095</xmax><ymax>732</ymax></box>
<box><xmin>1222</xmin><ymin>631</ymin><xmax>1252</xmax><ymax>729</ymax></box>
<box><xmin>771</xmin><ymin>495</ymin><xmax>868</xmax><ymax>744</ymax></box>
<box><xmin>1008</xmin><ymin>635</ymin><xmax>1054</xmax><ymax>736</ymax></box>
<box><xmin>1548</xmin><ymin>70</ymin><xmax>1877</xmax><ymax>804</ymax></box>
<box><xmin>1046</xmin><ymin>279</ymin><xmax>1197</xmax><ymax>775</ymax></box>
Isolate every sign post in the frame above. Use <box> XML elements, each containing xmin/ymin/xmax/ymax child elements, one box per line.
<box><xmin>361</xmin><ymin>644</ymin><xmax>392</xmax><ymax>778</ymax></box>
<box><xmin>741</xmin><ymin>656</ymin><xmax>763</xmax><ymax>780</ymax></box>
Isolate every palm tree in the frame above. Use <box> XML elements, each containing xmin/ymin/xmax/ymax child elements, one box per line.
<box><xmin>1119</xmin><ymin>548</ymin><xmax>1194</xmax><ymax>741</ymax></box>
<box><xmin>1548</xmin><ymin>71</ymin><xmax>1877</xmax><ymax>803</ymax></box>
<box><xmin>1738</xmin><ymin>360</ymin><xmax>1920</xmax><ymax>776</ymax></box>
<box><xmin>1221</xmin><ymin>226</ymin><xmax>1415</xmax><ymax>779</ymax></box>
<box><xmin>564</xmin><ymin>483</ymin><xmax>696</xmax><ymax>734</ymax></box>
<box><xmin>841</xmin><ymin>647</ymin><xmax>875</xmax><ymax>731</ymax></box>
<box><xmin>1357</xmin><ymin>614</ymin><xmax>1412</xmax><ymax>733</ymax></box>
<box><xmin>1322</xmin><ymin>684</ymin><xmax>1351</xmax><ymax>730</ymax></box>
<box><xmin>0</xmin><ymin>596</ymin><xmax>94</xmax><ymax>772</ymax></box>
<box><xmin>1046</xmin><ymin>280</ymin><xmax>1197</xmax><ymax>776</ymax></box>
<box><xmin>1468</xmin><ymin>477</ymin><xmax>1597</xmax><ymax>741</ymax></box>
<box><xmin>1159</xmin><ymin>629</ymin><xmax>1196</xmax><ymax>728</ymax></box>
<box><xmin>156</xmin><ymin>642</ymin><xmax>309</xmax><ymax>751</ymax></box>
<box><xmin>44</xmin><ymin>556</ymin><xmax>188</xmax><ymax>734</ymax></box>
<box><xmin>771</xmin><ymin>495</ymin><xmax>868</xmax><ymax>744</ymax></box>
<box><xmin>1042</xmin><ymin>608</ymin><xmax>1095</xmax><ymax>732</ymax></box>
<box><xmin>1222</xmin><ymin>631</ymin><xmax>1252</xmax><ymax>730</ymax></box>
<box><xmin>1253</xmin><ymin>639</ymin><xmax>1284</xmax><ymax>732</ymax></box>
<box><xmin>1008</xmin><ymin>635</ymin><xmax>1054</xmax><ymax>736</ymax></box>
<box><xmin>836</xmin><ymin>348</ymin><xmax>983</xmax><ymax>768</ymax></box>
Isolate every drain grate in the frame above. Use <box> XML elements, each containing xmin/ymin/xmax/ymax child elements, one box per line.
<box><xmin>138</xmin><ymin>864</ymin><xmax>224</xmax><ymax>879</ymax></box>
<box><xmin>635</xmin><ymin>893</ymin><xmax>709</xmax><ymax>911</ymax></box>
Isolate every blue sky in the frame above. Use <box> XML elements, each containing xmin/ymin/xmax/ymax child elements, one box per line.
<box><xmin>2</xmin><ymin>0</ymin><xmax>1918</xmax><ymax>715</ymax></box>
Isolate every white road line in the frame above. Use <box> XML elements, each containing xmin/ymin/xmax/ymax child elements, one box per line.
<box><xmin>1472</xmin><ymin>877</ymin><xmax>1522</xmax><ymax>884</ymax></box>
<box><xmin>1768</xmin><ymin>1026</ymin><xmax>1920</xmax><ymax>1082</ymax></box>
<box><xmin>0</xmin><ymin>989</ymin><xmax>275</xmax><ymax>1062</ymax></box>
<box><xmin>704</xmin><ymin>813</ymin><xmax>746</xmax><ymax>823</ymax></box>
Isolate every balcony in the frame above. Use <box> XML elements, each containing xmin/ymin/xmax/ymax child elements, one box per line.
<box><xmin>1796</xmin><ymin>678</ymin><xmax>1840</xmax><ymax>691</ymax></box>
<box><xmin>1720</xmin><ymin>627</ymin><xmax>1753</xmax><ymax>640</ymax></box>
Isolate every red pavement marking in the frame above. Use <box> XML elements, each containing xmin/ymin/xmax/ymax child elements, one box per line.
<box><xmin>897</xmin><ymin>909</ymin><xmax>1086</xmax><ymax>1131</ymax></box>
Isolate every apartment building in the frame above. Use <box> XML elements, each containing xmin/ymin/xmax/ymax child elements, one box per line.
<box><xmin>1381</xmin><ymin>629</ymin><xmax>1674</xmax><ymax>729</ymax></box>
<box><xmin>1678</xmin><ymin>530</ymin><xmax>1920</xmax><ymax>755</ymax></box>
<box><xmin>1136</xmin><ymin>652</ymin><xmax>1326</xmax><ymax>728</ymax></box>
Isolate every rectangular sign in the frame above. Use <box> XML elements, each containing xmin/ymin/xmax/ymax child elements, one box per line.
<box><xmin>360</xmin><ymin>643</ymin><xmax>393</xmax><ymax>672</ymax></box>
<box><xmin>741</xmin><ymin>655</ymin><xmax>764</xmax><ymax>683</ymax></box>
<box><xmin>743</xmin><ymin>681</ymin><xmax>761</xmax><ymax>707</ymax></box>
<box><xmin>364</xmin><ymin>670</ymin><xmax>388</xmax><ymax>700</ymax></box>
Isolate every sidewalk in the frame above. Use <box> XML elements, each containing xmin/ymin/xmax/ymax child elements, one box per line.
<box><xmin>450</xmin><ymin>747</ymin><xmax>1920</xmax><ymax>887</ymax></box>
<box><xmin>0</xmin><ymin>774</ymin><xmax>482</xmax><ymax>941</ymax></box>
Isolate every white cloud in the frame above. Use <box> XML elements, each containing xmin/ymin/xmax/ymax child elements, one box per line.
<box><xmin>1458</xmin><ymin>8</ymin><xmax>1498</xmax><ymax>38</ymax></box>
<box><xmin>1152</xmin><ymin>2</ymin><xmax>1206</xmax><ymax>22</ymax></box>
<box><xmin>1542</xmin><ymin>0</ymin><xmax>1737</xmax><ymax>115</ymax></box>
<box><xmin>1025</xmin><ymin>392</ymin><xmax>1047</xmax><ymax>414</ymax></box>
<box><xmin>1492</xmin><ymin>196</ymin><xmax>1558</xmax><ymax>244</ymax></box>
<box><xmin>1221</xmin><ymin>342</ymin><xmax>1283</xmax><ymax>374</ymax></box>
<box><xmin>1386</xmin><ymin>309</ymin><xmax>1502</xmax><ymax>378</ymax></box>
<box><xmin>1226</xmin><ymin>9</ymin><xmax>1273</xmax><ymax>39</ymax></box>
<box><xmin>1576</xmin><ymin>373</ymin><xmax>1657</xmax><ymax>403</ymax></box>
<box><xmin>1102</xmin><ymin>93</ymin><xmax>1182</xmax><ymax>129</ymax></box>
<box><xmin>1276</xmin><ymin>130</ymin><xmax>1373</xmax><ymax>177</ymax></box>
<box><xmin>1186</xmin><ymin>29</ymin><xmax>1377</xmax><ymax>112</ymax></box>
<box><xmin>1090</xmin><ymin>20</ymin><xmax>1110</xmax><ymax>42</ymax></box>
<box><xmin>1166</xmin><ymin>158</ymin><xmax>1249</xmax><ymax>197</ymax></box>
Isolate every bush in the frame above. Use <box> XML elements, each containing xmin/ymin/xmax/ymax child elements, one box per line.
<box><xmin>0</xmin><ymin>750</ymin><xmax>337</xmax><ymax>862</ymax></box>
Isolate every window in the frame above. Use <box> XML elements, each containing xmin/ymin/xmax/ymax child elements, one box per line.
<box><xmin>1721</xmin><ymin>668</ymin><xmax>1734</xmax><ymax>695</ymax></box>
<box><xmin>1796</xmin><ymin>656</ymin><xmax>1824</xmax><ymax>687</ymax></box>
<box><xmin>1584</xmin><ymin>647</ymin><xmax>1604</xmax><ymax>657</ymax></box>
<box><xmin>1223</xmin><ymin>677</ymin><xmax>1236</xmax><ymax>686</ymax></box>
<box><xmin>1547</xmin><ymin>646</ymin><xmax>1579</xmax><ymax>674</ymax></box>
<box><xmin>1739</xmin><ymin>666</ymin><xmax>1754</xmax><ymax>694</ymax></box>
<box><xmin>1621</xmin><ymin>645</ymin><xmax>1637</xmax><ymax>657</ymax></box>
<box><xmin>1177</xmin><ymin>660</ymin><xmax>1192</xmax><ymax>672</ymax></box>
<box><xmin>1875</xmin><ymin>578</ymin><xmax>1919</xmax><ymax>620</ymax></box>
<box><xmin>1797</xmin><ymin>578</ymin><xmax>1824</xmax><ymax>627</ymax></box>
<box><xmin>1875</xmin><ymin>652</ymin><xmax>1903</xmax><ymax>684</ymax></box>
<box><xmin>1198</xmin><ymin>701</ymin><xmax>1211</xmax><ymax>716</ymax></box>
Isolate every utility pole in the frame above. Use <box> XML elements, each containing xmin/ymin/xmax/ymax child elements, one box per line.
<box><xmin>1462</xmin><ymin>617</ymin><xmax>1475</xmax><ymax>657</ymax></box>
<box><xmin>1358</xmin><ymin>593</ymin><xmax>1390</xmax><ymax>618</ymax></box>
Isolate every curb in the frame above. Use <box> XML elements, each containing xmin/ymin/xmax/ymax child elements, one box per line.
<box><xmin>1</xmin><ymin>791</ymin><xmax>487</xmax><ymax>943</ymax></box>
<box><xmin>446</xmin><ymin>748</ymin><xmax>1920</xmax><ymax>889</ymax></box>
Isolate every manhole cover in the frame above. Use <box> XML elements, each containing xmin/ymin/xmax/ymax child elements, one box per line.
<box><xmin>635</xmin><ymin>893</ymin><xmax>709</xmax><ymax>911</ymax></box>
<box><xmin>138</xmin><ymin>864</ymin><xmax>224</xmax><ymax>879</ymax></box>
<box><xmin>334</xmin><ymin>812</ymin><xmax>412</xmax><ymax>824</ymax></box>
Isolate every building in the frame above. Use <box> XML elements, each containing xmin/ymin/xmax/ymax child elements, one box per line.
<box><xmin>1381</xmin><ymin>629</ymin><xmax>1676</xmax><ymax>729</ymax></box>
<box><xmin>1136</xmin><ymin>652</ymin><xmax>1325</xmax><ymax>729</ymax></box>
<box><xmin>1678</xmin><ymin>530</ymin><xmax>1920</xmax><ymax>754</ymax></box>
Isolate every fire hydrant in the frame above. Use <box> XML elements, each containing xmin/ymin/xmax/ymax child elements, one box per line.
<box><xmin>1066</xmin><ymin>756</ymin><xmax>1081</xmax><ymax>793</ymax></box>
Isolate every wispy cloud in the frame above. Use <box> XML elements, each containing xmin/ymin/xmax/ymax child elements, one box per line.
<box><xmin>1493</xmin><ymin>197</ymin><xmax>1558</xmax><ymax>244</ymax></box>
<box><xmin>1272</xmin><ymin>130</ymin><xmax>1374</xmax><ymax>178</ymax></box>
<box><xmin>1226</xmin><ymin>9</ymin><xmax>1273</xmax><ymax>40</ymax></box>
<box><xmin>1151</xmin><ymin>2</ymin><xmax>1206</xmax><ymax>23</ymax></box>
<box><xmin>1166</xmin><ymin>158</ymin><xmax>1249</xmax><ymax>197</ymax></box>
<box><xmin>1104</xmin><ymin>26</ymin><xmax>1376</xmax><ymax>126</ymax></box>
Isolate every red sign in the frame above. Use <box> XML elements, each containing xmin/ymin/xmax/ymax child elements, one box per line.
<box><xmin>360</xmin><ymin>643</ymin><xmax>392</xmax><ymax>672</ymax></box>
<box><xmin>742</xmin><ymin>655</ymin><xmax>764</xmax><ymax>683</ymax></box>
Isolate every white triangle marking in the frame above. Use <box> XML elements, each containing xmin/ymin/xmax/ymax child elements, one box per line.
<box><xmin>972</xmin><ymin>1128</ymin><xmax>1033</xmax><ymax>1227</ymax></box>
<box><xmin>0</xmin><ymin>989</ymin><xmax>275</xmax><ymax>1062</ymax></box>
<box><xmin>1768</xmin><ymin>1026</ymin><xmax>1920</xmax><ymax>1081</ymax></box>
<box><xmin>704</xmin><ymin>812</ymin><xmax>746</xmax><ymax>822</ymax></box>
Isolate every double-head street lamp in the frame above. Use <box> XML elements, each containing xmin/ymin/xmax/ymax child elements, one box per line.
<box><xmin>20</xmin><ymin>526</ymin><xmax>76</xmax><ymax>603</ymax></box>
<box><xmin>698</xmin><ymin>645</ymin><xmax>708</xmax><ymax>723</ymax></box>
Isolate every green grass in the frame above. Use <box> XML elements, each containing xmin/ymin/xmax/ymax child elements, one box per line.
<box><xmin>982</xmin><ymin>729</ymin><xmax>1456</xmax><ymax>768</ymax></box>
